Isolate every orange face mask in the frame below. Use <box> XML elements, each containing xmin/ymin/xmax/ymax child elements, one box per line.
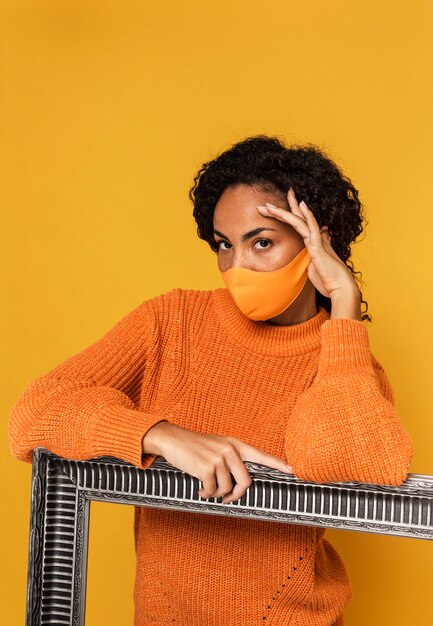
<box><xmin>220</xmin><ymin>247</ymin><xmax>312</xmax><ymax>321</ymax></box>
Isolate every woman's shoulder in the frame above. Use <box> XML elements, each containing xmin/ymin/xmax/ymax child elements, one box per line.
<box><xmin>144</xmin><ymin>286</ymin><xmax>215</xmax><ymax>302</ymax></box>
<box><xmin>141</xmin><ymin>286</ymin><xmax>221</xmax><ymax>317</ymax></box>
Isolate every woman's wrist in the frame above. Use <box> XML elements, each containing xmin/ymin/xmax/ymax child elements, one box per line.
<box><xmin>330</xmin><ymin>286</ymin><xmax>362</xmax><ymax>321</ymax></box>
<box><xmin>142</xmin><ymin>420</ymin><xmax>174</xmax><ymax>455</ymax></box>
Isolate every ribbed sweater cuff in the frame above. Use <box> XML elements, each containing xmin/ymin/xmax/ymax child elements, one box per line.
<box><xmin>316</xmin><ymin>318</ymin><xmax>372</xmax><ymax>378</ymax></box>
<box><xmin>90</xmin><ymin>405</ymin><xmax>169</xmax><ymax>470</ymax></box>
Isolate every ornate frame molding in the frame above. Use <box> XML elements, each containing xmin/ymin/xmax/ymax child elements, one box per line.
<box><xmin>26</xmin><ymin>447</ymin><xmax>433</xmax><ymax>625</ymax></box>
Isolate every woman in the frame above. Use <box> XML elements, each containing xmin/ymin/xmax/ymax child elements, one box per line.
<box><xmin>8</xmin><ymin>135</ymin><xmax>414</xmax><ymax>625</ymax></box>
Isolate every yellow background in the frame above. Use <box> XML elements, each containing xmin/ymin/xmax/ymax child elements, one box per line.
<box><xmin>2</xmin><ymin>1</ymin><xmax>432</xmax><ymax>624</ymax></box>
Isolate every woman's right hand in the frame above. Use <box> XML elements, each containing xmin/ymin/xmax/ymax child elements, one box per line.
<box><xmin>142</xmin><ymin>420</ymin><xmax>292</xmax><ymax>504</ymax></box>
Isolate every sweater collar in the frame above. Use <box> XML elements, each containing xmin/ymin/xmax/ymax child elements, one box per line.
<box><xmin>211</xmin><ymin>287</ymin><xmax>330</xmax><ymax>356</ymax></box>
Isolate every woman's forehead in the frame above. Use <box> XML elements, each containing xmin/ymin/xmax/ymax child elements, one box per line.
<box><xmin>217</xmin><ymin>183</ymin><xmax>285</xmax><ymax>205</ymax></box>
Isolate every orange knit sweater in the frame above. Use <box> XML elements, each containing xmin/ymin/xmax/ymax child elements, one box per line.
<box><xmin>8</xmin><ymin>287</ymin><xmax>414</xmax><ymax>626</ymax></box>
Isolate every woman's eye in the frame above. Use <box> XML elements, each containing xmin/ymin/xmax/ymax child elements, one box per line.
<box><xmin>255</xmin><ymin>239</ymin><xmax>271</xmax><ymax>248</ymax></box>
<box><xmin>217</xmin><ymin>239</ymin><xmax>272</xmax><ymax>250</ymax></box>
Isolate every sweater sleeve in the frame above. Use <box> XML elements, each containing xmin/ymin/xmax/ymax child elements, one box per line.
<box><xmin>284</xmin><ymin>318</ymin><xmax>414</xmax><ymax>486</ymax></box>
<box><xmin>7</xmin><ymin>298</ymin><xmax>169</xmax><ymax>470</ymax></box>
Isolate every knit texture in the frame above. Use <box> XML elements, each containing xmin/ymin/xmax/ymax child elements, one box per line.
<box><xmin>8</xmin><ymin>287</ymin><xmax>414</xmax><ymax>625</ymax></box>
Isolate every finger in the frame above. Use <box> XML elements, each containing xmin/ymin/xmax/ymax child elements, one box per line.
<box><xmin>221</xmin><ymin>453</ymin><xmax>253</xmax><ymax>504</ymax></box>
<box><xmin>257</xmin><ymin>452</ymin><xmax>293</xmax><ymax>474</ymax></box>
<box><xmin>298</xmin><ymin>201</ymin><xmax>323</xmax><ymax>248</ymax></box>
<box><xmin>213</xmin><ymin>459</ymin><xmax>235</xmax><ymax>499</ymax></box>
<box><xmin>322</xmin><ymin>236</ymin><xmax>345</xmax><ymax>264</ymax></box>
<box><xmin>319</xmin><ymin>227</ymin><xmax>347</xmax><ymax>267</ymax></box>
<box><xmin>257</xmin><ymin>205</ymin><xmax>311</xmax><ymax>240</ymax></box>
<box><xmin>198</xmin><ymin>468</ymin><xmax>218</xmax><ymax>499</ymax></box>
<box><xmin>221</xmin><ymin>478</ymin><xmax>247</xmax><ymax>504</ymax></box>
<box><xmin>287</xmin><ymin>186</ymin><xmax>304</xmax><ymax>219</ymax></box>
<box><xmin>237</xmin><ymin>440</ymin><xmax>293</xmax><ymax>474</ymax></box>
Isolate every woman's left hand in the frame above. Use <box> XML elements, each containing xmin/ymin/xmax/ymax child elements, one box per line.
<box><xmin>257</xmin><ymin>187</ymin><xmax>360</xmax><ymax>300</ymax></box>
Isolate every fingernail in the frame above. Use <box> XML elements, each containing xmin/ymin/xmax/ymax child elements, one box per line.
<box><xmin>285</xmin><ymin>465</ymin><xmax>293</xmax><ymax>472</ymax></box>
<box><xmin>265</xmin><ymin>202</ymin><xmax>277</xmax><ymax>207</ymax></box>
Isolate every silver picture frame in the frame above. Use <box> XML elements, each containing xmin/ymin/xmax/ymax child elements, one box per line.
<box><xmin>26</xmin><ymin>447</ymin><xmax>433</xmax><ymax>625</ymax></box>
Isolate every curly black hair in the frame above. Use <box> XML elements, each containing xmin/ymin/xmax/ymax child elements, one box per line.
<box><xmin>188</xmin><ymin>134</ymin><xmax>371</xmax><ymax>323</ymax></box>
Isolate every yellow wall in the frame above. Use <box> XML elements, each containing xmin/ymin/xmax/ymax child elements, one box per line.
<box><xmin>2</xmin><ymin>1</ymin><xmax>432</xmax><ymax>624</ymax></box>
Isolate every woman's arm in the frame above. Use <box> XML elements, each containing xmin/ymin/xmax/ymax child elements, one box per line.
<box><xmin>7</xmin><ymin>297</ymin><xmax>169</xmax><ymax>470</ymax></box>
<box><xmin>284</xmin><ymin>318</ymin><xmax>414</xmax><ymax>486</ymax></box>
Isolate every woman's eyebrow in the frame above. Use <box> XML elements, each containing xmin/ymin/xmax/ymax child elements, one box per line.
<box><xmin>213</xmin><ymin>227</ymin><xmax>277</xmax><ymax>242</ymax></box>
